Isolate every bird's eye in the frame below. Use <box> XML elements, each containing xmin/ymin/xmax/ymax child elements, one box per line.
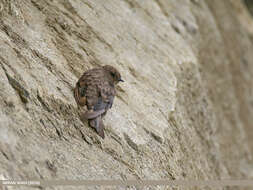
<box><xmin>111</xmin><ymin>73</ymin><xmax>115</xmax><ymax>78</ymax></box>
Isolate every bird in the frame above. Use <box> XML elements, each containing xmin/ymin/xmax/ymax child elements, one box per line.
<box><xmin>74</xmin><ymin>65</ymin><xmax>124</xmax><ymax>138</ymax></box>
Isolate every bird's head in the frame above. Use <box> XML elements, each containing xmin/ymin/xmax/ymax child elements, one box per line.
<box><xmin>103</xmin><ymin>65</ymin><xmax>124</xmax><ymax>84</ymax></box>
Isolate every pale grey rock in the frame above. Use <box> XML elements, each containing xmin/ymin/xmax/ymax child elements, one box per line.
<box><xmin>0</xmin><ymin>0</ymin><xmax>253</xmax><ymax>190</ymax></box>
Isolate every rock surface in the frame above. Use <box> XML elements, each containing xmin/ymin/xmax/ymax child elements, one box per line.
<box><xmin>0</xmin><ymin>0</ymin><xmax>253</xmax><ymax>189</ymax></box>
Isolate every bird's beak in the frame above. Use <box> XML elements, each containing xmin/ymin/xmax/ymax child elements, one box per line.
<box><xmin>119</xmin><ymin>79</ymin><xmax>124</xmax><ymax>82</ymax></box>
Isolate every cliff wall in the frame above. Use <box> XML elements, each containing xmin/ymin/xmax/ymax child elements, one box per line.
<box><xmin>0</xmin><ymin>0</ymin><xmax>253</xmax><ymax>189</ymax></box>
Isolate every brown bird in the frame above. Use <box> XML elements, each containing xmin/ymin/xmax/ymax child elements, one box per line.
<box><xmin>74</xmin><ymin>65</ymin><xmax>124</xmax><ymax>138</ymax></box>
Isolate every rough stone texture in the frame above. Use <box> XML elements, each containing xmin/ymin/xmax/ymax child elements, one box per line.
<box><xmin>0</xmin><ymin>0</ymin><xmax>253</xmax><ymax>190</ymax></box>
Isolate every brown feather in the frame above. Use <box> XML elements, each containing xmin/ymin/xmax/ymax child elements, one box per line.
<box><xmin>83</xmin><ymin>109</ymin><xmax>106</xmax><ymax>119</ymax></box>
<box><xmin>74</xmin><ymin>65</ymin><xmax>123</xmax><ymax>138</ymax></box>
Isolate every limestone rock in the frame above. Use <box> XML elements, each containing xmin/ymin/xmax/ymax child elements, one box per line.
<box><xmin>0</xmin><ymin>0</ymin><xmax>253</xmax><ymax>190</ymax></box>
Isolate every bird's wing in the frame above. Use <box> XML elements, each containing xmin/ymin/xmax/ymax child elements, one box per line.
<box><xmin>74</xmin><ymin>81</ymin><xmax>87</xmax><ymax>106</ymax></box>
<box><xmin>96</xmin><ymin>81</ymin><xmax>116</xmax><ymax>111</ymax></box>
<box><xmin>75</xmin><ymin>69</ymin><xmax>97</xmax><ymax>106</ymax></box>
<box><xmin>78</xmin><ymin>68</ymin><xmax>103</xmax><ymax>109</ymax></box>
<box><xmin>93</xmin><ymin>96</ymin><xmax>114</xmax><ymax>111</ymax></box>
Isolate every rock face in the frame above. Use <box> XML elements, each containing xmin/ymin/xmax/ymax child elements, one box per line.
<box><xmin>0</xmin><ymin>0</ymin><xmax>253</xmax><ymax>189</ymax></box>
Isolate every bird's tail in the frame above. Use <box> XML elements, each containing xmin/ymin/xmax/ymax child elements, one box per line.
<box><xmin>89</xmin><ymin>116</ymin><xmax>105</xmax><ymax>139</ymax></box>
<box><xmin>83</xmin><ymin>109</ymin><xmax>106</xmax><ymax>119</ymax></box>
<box><xmin>74</xmin><ymin>84</ymin><xmax>86</xmax><ymax>106</ymax></box>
